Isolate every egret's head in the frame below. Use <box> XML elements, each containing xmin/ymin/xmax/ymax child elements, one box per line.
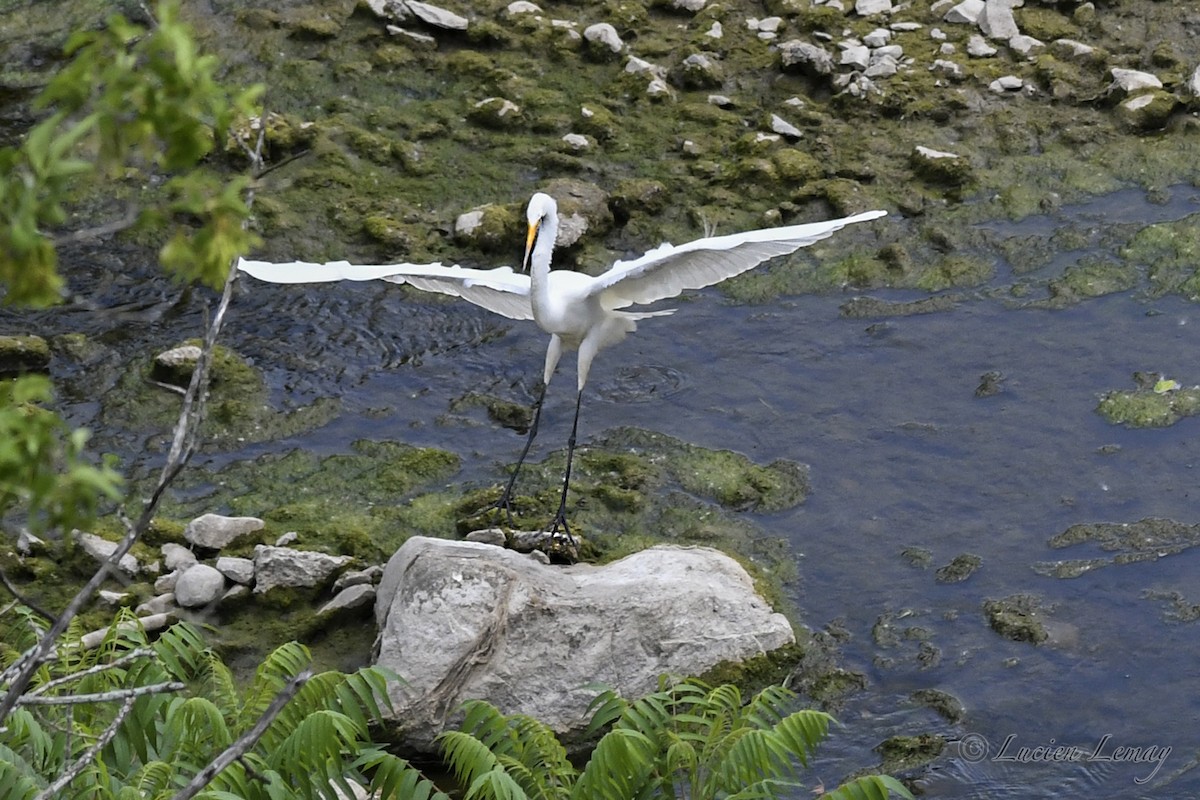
<box><xmin>523</xmin><ymin>192</ymin><xmax>556</xmax><ymax>272</ymax></box>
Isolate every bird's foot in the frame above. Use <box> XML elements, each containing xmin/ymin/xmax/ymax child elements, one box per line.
<box><xmin>547</xmin><ymin>511</ymin><xmax>577</xmax><ymax>549</ymax></box>
<box><xmin>486</xmin><ymin>492</ymin><xmax>517</xmax><ymax>528</ymax></box>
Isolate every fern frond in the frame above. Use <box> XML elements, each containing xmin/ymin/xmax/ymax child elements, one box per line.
<box><xmin>355</xmin><ymin>747</ymin><xmax>451</xmax><ymax>800</ymax></box>
<box><xmin>235</xmin><ymin>641</ymin><xmax>311</xmax><ymax>733</ymax></box>
<box><xmin>572</xmin><ymin>727</ymin><xmax>656</xmax><ymax>800</ymax></box>
<box><xmin>819</xmin><ymin>774</ymin><xmax>914</xmax><ymax>800</ymax></box>
<box><xmin>464</xmin><ymin>765</ymin><xmax>531</xmax><ymax>800</ymax></box>
<box><xmin>770</xmin><ymin>709</ymin><xmax>834</xmax><ymax>768</ymax></box>
<box><xmin>0</xmin><ymin>742</ymin><xmax>44</xmax><ymax>800</ymax></box>
<box><xmin>440</xmin><ymin>729</ymin><xmax>502</xmax><ymax>790</ymax></box>
<box><xmin>744</xmin><ymin>684</ymin><xmax>796</xmax><ymax>729</ymax></box>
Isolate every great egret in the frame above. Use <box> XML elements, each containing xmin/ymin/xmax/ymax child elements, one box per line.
<box><xmin>237</xmin><ymin>192</ymin><xmax>886</xmax><ymax>540</ymax></box>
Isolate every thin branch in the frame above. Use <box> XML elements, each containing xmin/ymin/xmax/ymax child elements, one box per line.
<box><xmin>0</xmin><ymin>567</ymin><xmax>55</xmax><ymax>622</ymax></box>
<box><xmin>25</xmin><ymin>648</ymin><xmax>156</xmax><ymax>696</ymax></box>
<box><xmin>53</xmin><ymin>205</ymin><xmax>140</xmax><ymax>245</ymax></box>
<box><xmin>19</xmin><ymin>680</ymin><xmax>183</xmax><ymax>706</ymax></box>
<box><xmin>33</xmin><ymin>693</ymin><xmax>138</xmax><ymax>800</ymax></box>
<box><xmin>169</xmin><ymin>669</ymin><xmax>313</xmax><ymax>800</ymax></box>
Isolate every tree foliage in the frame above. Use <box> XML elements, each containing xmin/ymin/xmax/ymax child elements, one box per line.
<box><xmin>0</xmin><ymin>0</ymin><xmax>261</xmax><ymax>307</ymax></box>
<box><xmin>439</xmin><ymin>679</ymin><xmax>913</xmax><ymax>800</ymax></box>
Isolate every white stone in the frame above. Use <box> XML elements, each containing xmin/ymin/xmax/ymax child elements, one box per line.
<box><xmin>672</xmin><ymin>0</ymin><xmax>706</xmax><ymax>10</ymax></box>
<box><xmin>891</xmin><ymin>22</ymin><xmax>922</xmax><ymax>32</ymax></box>
<box><xmin>561</xmin><ymin>133</ymin><xmax>589</xmax><ymax>150</ymax></box>
<box><xmin>646</xmin><ymin>78</ymin><xmax>672</xmax><ymax>98</ymax></box>
<box><xmin>967</xmin><ymin>34</ymin><xmax>997</xmax><ymax>57</ymax></box>
<box><xmin>1051</xmin><ymin>38</ymin><xmax>1094</xmax><ymax>60</ymax></box>
<box><xmin>16</xmin><ymin>529</ymin><xmax>42</xmax><ymax>555</ymax></box>
<box><xmin>865</xmin><ymin>55</ymin><xmax>899</xmax><ymax>78</ymax></box>
<box><xmin>930</xmin><ymin>27</ymin><xmax>947</xmax><ymax>40</ymax></box>
<box><xmin>318</xmin><ymin>584</ymin><xmax>377</xmax><ymax>616</ymax></box>
<box><xmin>863</xmin><ymin>27</ymin><xmax>891</xmax><ymax>47</ymax></box>
<box><xmin>873</xmin><ymin>44</ymin><xmax>904</xmax><ymax>60</ymax></box>
<box><xmin>840</xmin><ymin>44</ymin><xmax>871</xmax><ymax>70</ymax></box>
<box><xmin>99</xmin><ymin>589</ymin><xmax>129</xmax><ymax>605</ymax></box>
<box><xmin>855</xmin><ymin>0</ymin><xmax>891</xmax><ymax>15</ymax></box>
<box><xmin>334</xmin><ymin>565</ymin><xmax>384</xmax><ymax>591</ymax></box>
<box><xmin>161</xmin><ymin>542</ymin><xmax>196</xmax><ymax>572</ymax></box>
<box><xmin>1009</xmin><ymin>34</ymin><xmax>1043</xmax><ymax>57</ymax></box>
<box><xmin>175</xmin><ymin>564</ymin><xmax>226</xmax><ymax>608</ymax></box>
<box><xmin>1123</xmin><ymin>94</ymin><xmax>1156</xmax><ymax>112</ymax></box>
<box><xmin>989</xmin><ymin>75</ymin><xmax>1024</xmax><ymax>92</ymax></box>
<box><xmin>374</xmin><ymin>538</ymin><xmax>794</xmax><ymax>750</ymax></box>
<box><xmin>930</xmin><ymin>59</ymin><xmax>964</xmax><ymax>79</ymax></box>
<box><xmin>625</xmin><ymin>56</ymin><xmax>663</xmax><ymax>77</ymax></box>
<box><xmin>707</xmin><ymin>94</ymin><xmax>734</xmax><ymax>107</ymax></box>
<box><xmin>943</xmin><ymin>0</ymin><xmax>984</xmax><ymax>25</ymax></box>
<box><xmin>154</xmin><ymin>571</ymin><xmax>178</xmax><ymax>594</ymax></box>
<box><xmin>75</xmin><ymin>532</ymin><xmax>140</xmax><ymax>577</ymax></box>
<box><xmin>940</xmin><ymin>42</ymin><xmax>956</xmax><ymax>55</ymax></box>
<box><xmin>504</xmin><ymin>1</ymin><xmax>540</xmax><ymax>15</ymax></box>
<box><xmin>253</xmin><ymin>546</ymin><xmax>352</xmax><ymax>594</ymax></box>
<box><xmin>915</xmin><ymin>145</ymin><xmax>961</xmax><ymax>160</ymax></box>
<box><xmin>1186</xmin><ymin>65</ymin><xmax>1200</xmax><ymax>99</ymax></box>
<box><xmin>705</xmin><ymin>21</ymin><xmax>722</xmax><ymax>39</ymax></box>
<box><xmin>384</xmin><ymin>25</ymin><xmax>436</xmax><ymax>45</ymax></box>
<box><xmin>455</xmin><ymin>209</ymin><xmax>484</xmax><ymax>236</ymax></box>
<box><xmin>754</xmin><ymin>132</ymin><xmax>781</xmax><ymax>144</ymax></box>
<box><xmin>183</xmin><ymin>514</ymin><xmax>264</xmax><ymax>550</ymax></box>
<box><xmin>980</xmin><ymin>0</ymin><xmax>1019</xmax><ymax>41</ymax></box>
<box><xmin>134</xmin><ymin>594</ymin><xmax>176</xmax><ymax>617</ymax></box>
<box><xmin>583</xmin><ymin>22</ymin><xmax>623</xmax><ymax>53</ymax></box>
<box><xmin>769</xmin><ymin>114</ymin><xmax>802</xmax><ymax>139</ymax></box>
<box><xmin>1109</xmin><ymin>68</ymin><xmax>1163</xmax><ymax>95</ymax></box>
<box><xmin>275</xmin><ymin>531</ymin><xmax>299</xmax><ymax>547</ymax></box>
<box><xmin>779</xmin><ymin>40</ymin><xmax>835</xmax><ymax>75</ymax></box>
<box><xmin>403</xmin><ymin>0</ymin><xmax>468</xmax><ymax>30</ymax></box>
<box><xmin>216</xmin><ymin>556</ymin><xmax>256</xmax><ymax>585</ymax></box>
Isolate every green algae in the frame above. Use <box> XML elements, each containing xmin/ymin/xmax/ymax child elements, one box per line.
<box><xmin>983</xmin><ymin>594</ymin><xmax>1049</xmax><ymax>644</ymax></box>
<box><xmin>1097</xmin><ymin>374</ymin><xmax>1200</xmax><ymax>428</ymax></box>
<box><xmin>1035</xmin><ymin>517</ymin><xmax>1200</xmax><ymax>579</ymax></box>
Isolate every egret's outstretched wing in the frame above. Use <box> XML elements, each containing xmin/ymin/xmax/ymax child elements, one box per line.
<box><xmin>237</xmin><ymin>258</ymin><xmax>534</xmax><ymax>321</ymax></box>
<box><xmin>589</xmin><ymin>209</ymin><xmax>887</xmax><ymax>308</ymax></box>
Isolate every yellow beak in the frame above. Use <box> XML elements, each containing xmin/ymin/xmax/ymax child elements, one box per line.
<box><xmin>523</xmin><ymin>220</ymin><xmax>539</xmax><ymax>273</ymax></box>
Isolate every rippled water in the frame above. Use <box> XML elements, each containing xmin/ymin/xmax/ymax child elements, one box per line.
<box><xmin>4</xmin><ymin>188</ymin><xmax>1200</xmax><ymax>798</ymax></box>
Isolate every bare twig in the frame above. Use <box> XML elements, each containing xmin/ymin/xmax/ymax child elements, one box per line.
<box><xmin>19</xmin><ymin>680</ymin><xmax>183</xmax><ymax>706</ymax></box>
<box><xmin>0</xmin><ymin>568</ymin><xmax>55</xmax><ymax>622</ymax></box>
<box><xmin>25</xmin><ymin>648</ymin><xmax>156</xmax><ymax>697</ymax></box>
<box><xmin>169</xmin><ymin>669</ymin><xmax>313</xmax><ymax>800</ymax></box>
<box><xmin>53</xmin><ymin>205</ymin><xmax>140</xmax><ymax>246</ymax></box>
<box><xmin>33</xmin><ymin>694</ymin><xmax>138</xmax><ymax>800</ymax></box>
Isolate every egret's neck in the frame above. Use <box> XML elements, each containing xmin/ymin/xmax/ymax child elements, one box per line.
<box><xmin>529</xmin><ymin>210</ymin><xmax>558</xmax><ymax>302</ymax></box>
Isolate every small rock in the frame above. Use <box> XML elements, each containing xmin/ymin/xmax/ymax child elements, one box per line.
<box><xmin>401</xmin><ymin>0</ymin><xmax>468</xmax><ymax>30</ymax></box>
<box><xmin>151</xmin><ymin>345</ymin><xmax>202</xmax><ymax>389</ymax></box>
<box><xmin>863</xmin><ymin>27</ymin><xmax>891</xmax><ymax>47</ymax></box>
<box><xmin>455</xmin><ymin>209</ymin><xmax>484</xmax><ymax>237</ymax></box>
<box><xmin>385</xmin><ymin>25</ymin><xmax>436</xmax><ymax>45</ymax></box>
<box><xmin>705</xmin><ymin>21</ymin><xmax>722</xmax><ymax>39</ymax></box>
<box><xmin>979</xmin><ymin>0</ymin><xmax>1019</xmax><ymax>41</ymax></box>
<box><xmin>930</xmin><ymin>59</ymin><xmax>964</xmax><ymax>80</ymax></box>
<box><xmin>253</xmin><ymin>545</ymin><xmax>353</xmax><ymax>594</ymax></box>
<box><xmin>707</xmin><ymin>94</ymin><xmax>734</xmax><ymax>107</ymax></box>
<box><xmin>779</xmin><ymin>40</ymin><xmax>835</xmax><ymax>76</ymax></box>
<box><xmin>560</xmin><ymin>133</ymin><xmax>590</xmax><ymax>150</ymax></box>
<box><xmin>318</xmin><ymin>584</ymin><xmax>378</xmax><ymax>616</ymax></box>
<box><xmin>75</xmin><ymin>532</ymin><xmax>140</xmax><ymax>577</ymax></box>
<box><xmin>16</xmin><ymin>529</ymin><xmax>43</xmax><ymax>555</ymax></box>
<box><xmin>504</xmin><ymin>0</ymin><xmax>540</xmax><ymax>14</ymax></box>
<box><xmin>865</xmin><ymin>54</ymin><xmax>899</xmax><ymax>79</ymax></box>
<box><xmin>175</xmin><ymin>564</ymin><xmax>226</xmax><ymax>609</ymax></box>
<box><xmin>1008</xmin><ymin>34</ymin><xmax>1044</xmax><ymax>58</ymax></box>
<box><xmin>1117</xmin><ymin>90</ymin><xmax>1179</xmax><ymax>131</ymax></box>
<box><xmin>464</xmin><ymin>528</ymin><xmax>507</xmax><ymax>546</ymax></box>
<box><xmin>672</xmin><ymin>0</ymin><xmax>706</xmax><ymax>10</ymax></box>
<box><xmin>1108</xmin><ymin>68</ymin><xmax>1163</xmax><ymax>96</ymax></box>
<box><xmin>216</xmin><ymin>556</ymin><xmax>256</xmax><ymax>585</ymax></box>
<box><xmin>99</xmin><ymin>589</ymin><xmax>129</xmax><ymax>605</ymax></box>
<box><xmin>840</xmin><ymin>44</ymin><xmax>871</xmax><ymax>70</ymax></box>
<box><xmin>967</xmin><ymin>34</ymin><xmax>997</xmax><ymax>57</ymax></box>
<box><xmin>989</xmin><ymin>75</ymin><xmax>1024</xmax><ymax>92</ymax></box>
<box><xmin>769</xmin><ymin>114</ymin><xmax>802</xmax><ymax>139</ymax></box>
<box><xmin>154</xmin><ymin>571</ymin><xmax>179</xmax><ymax>594</ymax></box>
<box><xmin>184</xmin><ymin>514</ymin><xmax>265</xmax><ymax>550</ymax></box>
<box><xmin>1051</xmin><ymin>39</ymin><xmax>1095</xmax><ymax>61</ymax></box>
<box><xmin>891</xmin><ymin>22</ymin><xmax>922</xmax><ymax>32</ymax></box>
<box><xmin>583</xmin><ymin>22</ymin><xmax>623</xmax><ymax>57</ymax></box>
<box><xmin>943</xmin><ymin>0</ymin><xmax>984</xmax><ymax>25</ymax></box>
<box><xmin>673</xmin><ymin>52</ymin><xmax>723</xmax><ymax>90</ymax></box>
<box><xmin>646</xmin><ymin>77</ymin><xmax>673</xmax><ymax>99</ymax></box>
<box><xmin>855</xmin><ymin>0</ymin><xmax>891</xmax><ymax>15</ymax></box>
<box><xmin>161</xmin><ymin>543</ymin><xmax>197</xmax><ymax>572</ymax></box>
<box><xmin>220</xmin><ymin>584</ymin><xmax>252</xmax><ymax>605</ymax></box>
<box><xmin>275</xmin><ymin>531</ymin><xmax>299</xmax><ymax>547</ymax></box>
<box><xmin>468</xmin><ymin>97</ymin><xmax>523</xmax><ymax>130</ymax></box>
<box><xmin>625</xmin><ymin>56</ymin><xmax>664</xmax><ymax>78</ymax></box>
<box><xmin>0</xmin><ymin>335</ymin><xmax>51</xmax><ymax>375</ymax></box>
<box><xmin>135</xmin><ymin>593</ymin><xmax>177</xmax><ymax>617</ymax></box>
<box><xmin>334</xmin><ymin>565</ymin><xmax>385</xmax><ymax>591</ymax></box>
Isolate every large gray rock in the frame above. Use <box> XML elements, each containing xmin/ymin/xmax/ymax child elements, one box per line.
<box><xmin>374</xmin><ymin>537</ymin><xmax>794</xmax><ymax>751</ymax></box>
<box><xmin>184</xmin><ymin>514</ymin><xmax>264</xmax><ymax>549</ymax></box>
<box><xmin>253</xmin><ymin>545</ymin><xmax>353</xmax><ymax>594</ymax></box>
<box><xmin>174</xmin><ymin>564</ymin><xmax>226</xmax><ymax>608</ymax></box>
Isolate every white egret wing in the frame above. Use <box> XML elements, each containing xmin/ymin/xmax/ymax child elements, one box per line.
<box><xmin>589</xmin><ymin>209</ymin><xmax>887</xmax><ymax>308</ymax></box>
<box><xmin>237</xmin><ymin>258</ymin><xmax>534</xmax><ymax>321</ymax></box>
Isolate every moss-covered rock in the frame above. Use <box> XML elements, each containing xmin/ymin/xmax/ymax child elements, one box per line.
<box><xmin>983</xmin><ymin>593</ymin><xmax>1049</xmax><ymax>644</ymax></box>
<box><xmin>0</xmin><ymin>334</ymin><xmax>50</xmax><ymax>375</ymax></box>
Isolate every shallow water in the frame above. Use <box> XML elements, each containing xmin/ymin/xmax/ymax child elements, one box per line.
<box><xmin>5</xmin><ymin>188</ymin><xmax>1200</xmax><ymax>798</ymax></box>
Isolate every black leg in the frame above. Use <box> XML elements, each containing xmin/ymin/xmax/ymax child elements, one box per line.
<box><xmin>548</xmin><ymin>389</ymin><xmax>583</xmax><ymax>544</ymax></box>
<box><xmin>490</xmin><ymin>380</ymin><xmax>547</xmax><ymax>525</ymax></box>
